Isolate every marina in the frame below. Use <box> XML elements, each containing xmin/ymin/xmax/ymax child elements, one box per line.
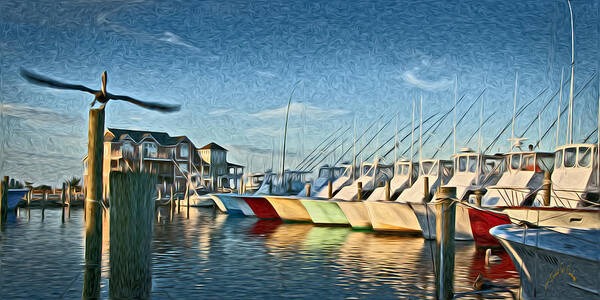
<box><xmin>1</xmin><ymin>0</ymin><xmax>599</xmax><ymax>299</ymax></box>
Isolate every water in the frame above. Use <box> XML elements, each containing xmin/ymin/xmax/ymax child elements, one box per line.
<box><xmin>0</xmin><ymin>208</ymin><xmax>520</xmax><ymax>299</ymax></box>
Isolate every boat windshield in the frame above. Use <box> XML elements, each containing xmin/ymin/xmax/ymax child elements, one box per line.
<box><xmin>318</xmin><ymin>168</ymin><xmax>330</xmax><ymax>178</ymax></box>
<box><xmin>564</xmin><ymin>147</ymin><xmax>576</xmax><ymax>168</ymax></box>
<box><xmin>510</xmin><ymin>154</ymin><xmax>521</xmax><ymax>170</ymax></box>
<box><xmin>578</xmin><ymin>147</ymin><xmax>592</xmax><ymax>168</ymax></box>
<box><xmin>333</xmin><ymin>167</ymin><xmax>343</xmax><ymax>178</ymax></box>
<box><xmin>555</xmin><ymin>149</ymin><xmax>563</xmax><ymax>169</ymax></box>
<box><xmin>468</xmin><ymin>155</ymin><xmax>478</xmax><ymax>173</ymax></box>
<box><xmin>457</xmin><ymin>156</ymin><xmax>467</xmax><ymax>172</ymax></box>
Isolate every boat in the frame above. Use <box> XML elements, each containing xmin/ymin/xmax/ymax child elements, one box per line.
<box><xmin>246</xmin><ymin>170</ymin><xmax>311</xmax><ymax>220</ymax></box>
<box><xmin>340</xmin><ymin>159</ymin><xmax>416</xmax><ymax>229</ymax></box>
<box><xmin>265</xmin><ymin>166</ymin><xmax>351</xmax><ymax>222</ymax></box>
<box><xmin>491</xmin><ymin>224</ymin><xmax>600</xmax><ymax>299</ymax></box>
<box><xmin>367</xmin><ymin>159</ymin><xmax>453</xmax><ymax>236</ymax></box>
<box><xmin>301</xmin><ymin>159</ymin><xmax>393</xmax><ymax>227</ymax></box>
<box><xmin>7</xmin><ymin>189</ymin><xmax>28</xmax><ymax>210</ymax></box>
<box><xmin>425</xmin><ymin>150</ymin><xmax>504</xmax><ymax>241</ymax></box>
<box><xmin>466</xmin><ymin>145</ymin><xmax>600</xmax><ymax>247</ymax></box>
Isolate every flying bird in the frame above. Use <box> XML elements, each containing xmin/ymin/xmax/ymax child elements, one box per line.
<box><xmin>20</xmin><ymin>68</ymin><xmax>180</xmax><ymax>112</ymax></box>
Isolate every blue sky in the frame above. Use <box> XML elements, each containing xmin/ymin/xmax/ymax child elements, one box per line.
<box><xmin>0</xmin><ymin>0</ymin><xmax>598</xmax><ymax>185</ymax></box>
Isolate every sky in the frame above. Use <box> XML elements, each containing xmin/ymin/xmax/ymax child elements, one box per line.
<box><xmin>0</xmin><ymin>0</ymin><xmax>599</xmax><ymax>186</ymax></box>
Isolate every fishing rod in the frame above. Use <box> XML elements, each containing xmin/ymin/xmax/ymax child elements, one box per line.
<box><xmin>465</xmin><ymin>111</ymin><xmax>497</xmax><ymax>145</ymax></box>
<box><xmin>383</xmin><ymin>112</ymin><xmax>441</xmax><ymax>159</ymax></box>
<box><xmin>432</xmin><ymin>90</ymin><xmax>485</xmax><ymax>158</ymax></box>
<box><xmin>297</xmin><ymin>125</ymin><xmax>351</xmax><ymax>170</ymax></box>
<box><xmin>583</xmin><ymin>128</ymin><xmax>597</xmax><ymax>143</ymax></box>
<box><xmin>301</xmin><ymin>127</ymin><xmax>352</xmax><ymax>172</ymax></box>
<box><xmin>295</xmin><ymin>125</ymin><xmax>345</xmax><ymax>169</ymax></box>
<box><xmin>333</xmin><ymin>112</ymin><xmax>386</xmax><ymax>166</ymax></box>
<box><xmin>364</xmin><ymin>121</ymin><xmax>411</xmax><ymax>162</ymax></box>
<box><xmin>518</xmin><ymin>74</ymin><xmax>572</xmax><ymax>139</ymax></box>
<box><xmin>534</xmin><ymin>73</ymin><xmax>597</xmax><ymax>148</ymax></box>
<box><xmin>399</xmin><ymin>113</ymin><xmax>445</xmax><ymax>159</ymax></box>
<box><xmin>305</xmin><ymin>140</ymin><xmax>348</xmax><ymax>172</ymax></box>
<box><xmin>484</xmin><ymin>88</ymin><xmax>548</xmax><ymax>153</ymax></box>
<box><xmin>350</xmin><ymin>113</ymin><xmax>396</xmax><ymax>164</ymax></box>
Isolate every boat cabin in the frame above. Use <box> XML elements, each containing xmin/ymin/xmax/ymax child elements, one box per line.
<box><xmin>244</xmin><ymin>172</ymin><xmax>265</xmax><ymax>194</ymax></box>
<box><xmin>297</xmin><ymin>165</ymin><xmax>346</xmax><ymax>197</ymax></box>
<box><xmin>550</xmin><ymin>144</ymin><xmax>599</xmax><ymax>208</ymax></box>
<box><xmin>444</xmin><ymin>148</ymin><xmax>504</xmax><ymax>200</ymax></box>
<box><xmin>333</xmin><ymin>158</ymin><xmax>394</xmax><ymax>201</ymax></box>
<box><xmin>479</xmin><ymin>151</ymin><xmax>554</xmax><ymax>207</ymax></box>
<box><xmin>396</xmin><ymin>158</ymin><xmax>453</xmax><ymax>204</ymax></box>
<box><xmin>255</xmin><ymin>170</ymin><xmax>310</xmax><ymax>196</ymax></box>
<box><xmin>314</xmin><ymin>163</ymin><xmax>354</xmax><ymax>198</ymax></box>
<box><xmin>367</xmin><ymin>159</ymin><xmax>419</xmax><ymax>201</ymax></box>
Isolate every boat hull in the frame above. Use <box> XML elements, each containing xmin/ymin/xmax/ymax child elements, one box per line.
<box><xmin>8</xmin><ymin>189</ymin><xmax>28</xmax><ymax>210</ymax></box>
<box><xmin>492</xmin><ymin>225</ymin><xmax>600</xmax><ymax>299</ymax></box>
<box><xmin>265</xmin><ymin>196</ymin><xmax>312</xmax><ymax>222</ymax></box>
<box><xmin>419</xmin><ymin>202</ymin><xmax>474</xmax><ymax>241</ymax></box>
<box><xmin>409</xmin><ymin>203</ymin><xmax>437</xmax><ymax>239</ymax></box>
<box><xmin>337</xmin><ymin>201</ymin><xmax>371</xmax><ymax>229</ymax></box>
<box><xmin>208</xmin><ymin>194</ymin><xmax>235</xmax><ymax>214</ymax></box>
<box><xmin>467</xmin><ymin>206</ymin><xmax>510</xmax><ymax>247</ymax></box>
<box><xmin>187</xmin><ymin>195</ymin><xmax>214</xmax><ymax>207</ymax></box>
<box><xmin>300</xmin><ymin>199</ymin><xmax>349</xmax><ymax>225</ymax></box>
<box><xmin>240</xmin><ymin>196</ymin><xmax>280</xmax><ymax>219</ymax></box>
<box><xmin>502</xmin><ymin>207</ymin><xmax>600</xmax><ymax>229</ymax></box>
<box><xmin>365</xmin><ymin>201</ymin><xmax>421</xmax><ymax>233</ymax></box>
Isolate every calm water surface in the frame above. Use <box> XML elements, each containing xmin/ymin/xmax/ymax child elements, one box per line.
<box><xmin>0</xmin><ymin>207</ymin><xmax>520</xmax><ymax>299</ymax></box>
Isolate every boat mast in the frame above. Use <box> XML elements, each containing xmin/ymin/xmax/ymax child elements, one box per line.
<box><xmin>477</xmin><ymin>90</ymin><xmax>484</xmax><ymax>186</ymax></box>
<box><xmin>453</xmin><ymin>75</ymin><xmax>458</xmax><ymax>155</ymax></box>
<box><xmin>567</xmin><ymin>0</ymin><xmax>575</xmax><ymax>145</ymax></box>
<box><xmin>280</xmin><ymin>81</ymin><xmax>301</xmax><ymax>177</ymax></box>
<box><xmin>511</xmin><ymin>72</ymin><xmax>519</xmax><ymax>151</ymax></box>
<box><xmin>419</xmin><ymin>95</ymin><xmax>423</xmax><ymax>165</ymax></box>
<box><xmin>557</xmin><ymin>68</ymin><xmax>564</xmax><ymax>148</ymax></box>
<box><xmin>410</xmin><ymin>99</ymin><xmax>415</xmax><ymax>185</ymax></box>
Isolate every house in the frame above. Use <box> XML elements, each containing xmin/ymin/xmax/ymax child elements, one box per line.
<box><xmin>83</xmin><ymin>128</ymin><xmax>244</xmax><ymax>197</ymax></box>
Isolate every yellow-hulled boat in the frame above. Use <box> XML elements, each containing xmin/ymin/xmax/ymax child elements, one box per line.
<box><xmin>265</xmin><ymin>196</ymin><xmax>312</xmax><ymax>222</ymax></box>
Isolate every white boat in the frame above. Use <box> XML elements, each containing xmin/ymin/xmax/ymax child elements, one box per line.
<box><xmin>297</xmin><ymin>165</ymin><xmax>346</xmax><ymax>197</ymax></box>
<box><xmin>491</xmin><ymin>224</ymin><xmax>600</xmax><ymax>299</ymax></box>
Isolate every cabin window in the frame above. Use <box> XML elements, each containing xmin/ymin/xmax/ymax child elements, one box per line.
<box><xmin>421</xmin><ymin>161</ymin><xmax>434</xmax><ymax>175</ymax></box>
<box><xmin>180</xmin><ymin>143</ymin><xmax>189</xmax><ymax>158</ymax></box>
<box><xmin>511</xmin><ymin>154</ymin><xmax>521</xmax><ymax>170</ymax></box>
<box><xmin>142</xmin><ymin>142</ymin><xmax>158</xmax><ymax>158</ymax></box>
<box><xmin>564</xmin><ymin>147</ymin><xmax>576</xmax><ymax>168</ymax></box>
<box><xmin>458</xmin><ymin>156</ymin><xmax>467</xmax><ymax>172</ymax></box>
<box><xmin>318</xmin><ymin>168</ymin><xmax>329</xmax><ymax>178</ymax></box>
<box><xmin>555</xmin><ymin>150</ymin><xmax>563</xmax><ymax>169</ymax></box>
<box><xmin>402</xmin><ymin>165</ymin><xmax>409</xmax><ymax>175</ymax></box>
<box><xmin>578</xmin><ymin>147</ymin><xmax>592</xmax><ymax>168</ymax></box>
<box><xmin>468</xmin><ymin>156</ymin><xmax>477</xmax><ymax>173</ymax></box>
<box><xmin>521</xmin><ymin>154</ymin><xmax>535</xmax><ymax>171</ymax></box>
<box><xmin>179</xmin><ymin>163</ymin><xmax>188</xmax><ymax>173</ymax></box>
<box><xmin>537</xmin><ymin>156</ymin><xmax>554</xmax><ymax>172</ymax></box>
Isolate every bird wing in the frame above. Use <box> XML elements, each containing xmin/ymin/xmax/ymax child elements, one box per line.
<box><xmin>108</xmin><ymin>93</ymin><xmax>181</xmax><ymax>112</ymax></box>
<box><xmin>20</xmin><ymin>68</ymin><xmax>97</xmax><ymax>94</ymax></box>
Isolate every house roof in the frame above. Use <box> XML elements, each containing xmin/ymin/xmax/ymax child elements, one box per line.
<box><xmin>199</xmin><ymin>142</ymin><xmax>227</xmax><ymax>151</ymax></box>
<box><xmin>106</xmin><ymin>128</ymin><xmax>191</xmax><ymax>146</ymax></box>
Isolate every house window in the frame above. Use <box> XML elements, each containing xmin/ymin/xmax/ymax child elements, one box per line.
<box><xmin>179</xmin><ymin>163</ymin><xmax>188</xmax><ymax>173</ymax></box>
<box><xmin>122</xmin><ymin>142</ymin><xmax>134</xmax><ymax>155</ymax></box>
<box><xmin>143</xmin><ymin>142</ymin><xmax>158</xmax><ymax>158</ymax></box>
<box><xmin>180</xmin><ymin>143</ymin><xmax>189</xmax><ymax>158</ymax></box>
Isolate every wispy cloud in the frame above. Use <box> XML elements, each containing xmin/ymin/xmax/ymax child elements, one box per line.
<box><xmin>250</xmin><ymin>102</ymin><xmax>349</xmax><ymax>120</ymax></box>
<box><xmin>208</xmin><ymin>108</ymin><xmax>233</xmax><ymax>116</ymax></box>
<box><xmin>401</xmin><ymin>71</ymin><xmax>453</xmax><ymax>91</ymax></box>
<box><xmin>0</xmin><ymin>103</ymin><xmax>82</xmax><ymax>123</ymax></box>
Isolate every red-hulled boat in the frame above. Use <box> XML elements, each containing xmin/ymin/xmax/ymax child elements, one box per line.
<box><xmin>466</xmin><ymin>206</ymin><xmax>511</xmax><ymax>247</ymax></box>
<box><xmin>240</xmin><ymin>195</ymin><xmax>280</xmax><ymax>219</ymax></box>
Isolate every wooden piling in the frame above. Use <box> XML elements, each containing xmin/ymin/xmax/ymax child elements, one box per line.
<box><xmin>305</xmin><ymin>183</ymin><xmax>311</xmax><ymax>197</ymax></box>
<box><xmin>543</xmin><ymin>171</ymin><xmax>551</xmax><ymax>206</ymax></box>
<box><xmin>385</xmin><ymin>180</ymin><xmax>391</xmax><ymax>201</ymax></box>
<box><xmin>423</xmin><ymin>176</ymin><xmax>430</xmax><ymax>201</ymax></box>
<box><xmin>61</xmin><ymin>182</ymin><xmax>66</xmax><ymax>223</ymax></box>
<box><xmin>327</xmin><ymin>180</ymin><xmax>333</xmax><ymax>199</ymax></box>
<box><xmin>41</xmin><ymin>190</ymin><xmax>46</xmax><ymax>221</ymax></box>
<box><xmin>170</xmin><ymin>186</ymin><xmax>174</xmax><ymax>219</ymax></box>
<box><xmin>474</xmin><ymin>190</ymin><xmax>483</xmax><ymax>207</ymax></box>
<box><xmin>0</xmin><ymin>176</ymin><xmax>8</xmax><ymax>223</ymax></box>
<box><xmin>434</xmin><ymin>186</ymin><xmax>456</xmax><ymax>300</ymax></box>
<box><xmin>109</xmin><ymin>171</ymin><xmax>155</xmax><ymax>299</ymax></box>
<box><xmin>356</xmin><ymin>182</ymin><xmax>363</xmax><ymax>201</ymax></box>
<box><xmin>185</xmin><ymin>183</ymin><xmax>190</xmax><ymax>219</ymax></box>
<box><xmin>83</xmin><ymin>108</ymin><xmax>105</xmax><ymax>299</ymax></box>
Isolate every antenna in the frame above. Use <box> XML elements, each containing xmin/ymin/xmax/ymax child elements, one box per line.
<box><xmin>567</xmin><ymin>0</ymin><xmax>575</xmax><ymax>145</ymax></box>
<box><xmin>353</xmin><ymin>114</ymin><xmax>357</xmax><ymax>182</ymax></box>
<box><xmin>419</xmin><ymin>95</ymin><xmax>423</xmax><ymax>164</ymax></box>
<box><xmin>453</xmin><ymin>75</ymin><xmax>458</xmax><ymax>154</ymax></box>
<box><xmin>410</xmin><ymin>99</ymin><xmax>415</xmax><ymax>186</ymax></box>
<box><xmin>557</xmin><ymin>67</ymin><xmax>564</xmax><ymax>148</ymax></box>
<box><xmin>510</xmin><ymin>72</ymin><xmax>519</xmax><ymax>151</ymax></box>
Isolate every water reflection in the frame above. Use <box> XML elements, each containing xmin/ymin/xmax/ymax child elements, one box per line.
<box><xmin>0</xmin><ymin>207</ymin><xmax>520</xmax><ymax>299</ymax></box>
